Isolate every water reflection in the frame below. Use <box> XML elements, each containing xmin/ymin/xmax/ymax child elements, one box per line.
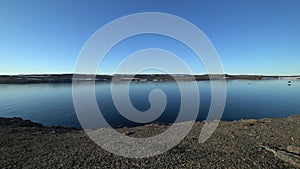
<box><xmin>0</xmin><ymin>80</ymin><xmax>299</xmax><ymax>128</ymax></box>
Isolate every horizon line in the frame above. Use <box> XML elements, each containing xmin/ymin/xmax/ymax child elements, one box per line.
<box><xmin>1</xmin><ymin>73</ymin><xmax>300</xmax><ymax>77</ymax></box>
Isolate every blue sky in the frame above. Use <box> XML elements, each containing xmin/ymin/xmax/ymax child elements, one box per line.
<box><xmin>0</xmin><ymin>0</ymin><xmax>300</xmax><ymax>75</ymax></box>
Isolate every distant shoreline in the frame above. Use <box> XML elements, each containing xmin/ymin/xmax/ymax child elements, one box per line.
<box><xmin>0</xmin><ymin>74</ymin><xmax>299</xmax><ymax>84</ymax></box>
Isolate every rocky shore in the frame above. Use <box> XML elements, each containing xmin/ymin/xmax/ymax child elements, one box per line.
<box><xmin>1</xmin><ymin>115</ymin><xmax>300</xmax><ymax>168</ymax></box>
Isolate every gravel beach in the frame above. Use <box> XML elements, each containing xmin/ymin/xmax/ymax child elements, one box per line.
<box><xmin>1</xmin><ymin>115</ymin><xmax>300</xmax><ymax>168</ymax></box>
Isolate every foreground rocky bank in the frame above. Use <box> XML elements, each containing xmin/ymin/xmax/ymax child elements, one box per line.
<box><xmin>1</xmin><ymin>115</ymin><xmax>300</xmax><ymax>168</ymax></box>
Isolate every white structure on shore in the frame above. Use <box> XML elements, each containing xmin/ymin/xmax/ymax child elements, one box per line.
<box><xmin>279</xmin><ymin>76</ymin><xmax>300</xmax><ymax>80</ymax></box>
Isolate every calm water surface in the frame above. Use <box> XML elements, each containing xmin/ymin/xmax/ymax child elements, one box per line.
<box><xmin>0</xmin><ymin>80</ymin><xmax>299</xmax><ymax>128</ymax></box>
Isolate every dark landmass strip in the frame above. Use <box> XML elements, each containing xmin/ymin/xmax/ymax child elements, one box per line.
<box><xmin>1</xmin><ymin>115</ymin><xmax>300</xmax><ymax>168</ymax></box>
<box><xmin>0</xmin><ymin>74</ymin><xmax>299</xmax><ymax>84</ymax></box>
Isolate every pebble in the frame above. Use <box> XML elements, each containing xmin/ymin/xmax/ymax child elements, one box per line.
<box><xmin>122</xmin><ymin>131</ymin><xmax>135</xmax><ymax>136</ymax></box>
<box><xmin>287</xmin><ymin>145</ymin><xmax>300</xmax><ymax>155</ymax></box>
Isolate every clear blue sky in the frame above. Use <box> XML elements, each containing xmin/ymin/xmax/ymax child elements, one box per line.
<box><xmin>1</xmin><ymin>0</ymin><xmax>300</xmax><ymax>75</ymax></box>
